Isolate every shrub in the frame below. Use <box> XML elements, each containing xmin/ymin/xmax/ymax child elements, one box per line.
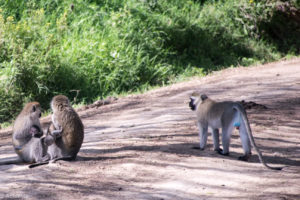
<box><xmin>0</xmin><ymin>0</ymin><xmax>299</xmax><ymax>123</ymax></box>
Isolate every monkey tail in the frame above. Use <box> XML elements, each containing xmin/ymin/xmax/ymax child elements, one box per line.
<box><xmin>28</xmin><ymin>161</ymin><xmax>49</xmax><ymax>168</ymax></box>
<box><xmin>51</xmin><ymin>156</ymin><xmax>75</xmax><ymax>163</ymax></box>
<box><xmin>0</xmin><ymin>158</ymin><xmax>22</xmax><ymax>165</ymax></box>
<box><xmin>233</xmin><ymin>104</ymin><xmax>283</xmax><ymax>171</ymax></box>
<box><xmin>28</xmin><ymin>156</ymin><xmax>75</xmax><ymax>168</ymax></box>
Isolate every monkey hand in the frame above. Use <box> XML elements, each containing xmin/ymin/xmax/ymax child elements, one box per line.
<box><xmin>51</xmin><ymin>128</ymin><xmax>63</xmax><ymax>139</ymax></box>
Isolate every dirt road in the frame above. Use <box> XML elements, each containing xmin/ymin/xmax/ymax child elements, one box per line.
<box><xmin>0</xmin><ymin>58</ymin><xmax>299</xmax><ymax>200</ymax></box>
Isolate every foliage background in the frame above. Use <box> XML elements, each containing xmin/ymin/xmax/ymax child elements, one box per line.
<box><xmin>0</xmin><ymin>0</ymin><xmax>299</xmax><ymax>123</ymax></box>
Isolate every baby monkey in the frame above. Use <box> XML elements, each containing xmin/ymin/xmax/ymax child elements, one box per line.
<box><xmin>189</xmin><ymin>92</ymin><xmax>282</xmax><ymax>170</ymax></box>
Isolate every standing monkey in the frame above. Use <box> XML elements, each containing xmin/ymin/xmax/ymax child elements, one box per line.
<box><xmin>189</xmin><ymin>92</ymin><xmax>282</xmax><ymax>170</ymax></box>
<box><xmin>29</xmin><ymin>95</ymin><xmax>84</xmax><ymax>168</ymax></box>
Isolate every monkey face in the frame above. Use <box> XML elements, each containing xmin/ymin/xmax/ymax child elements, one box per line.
<box><xmin>32</xmin><ymin>105</ymin><xmax>42</xmax><ymax>118</ymax></box>
<box><xmin>30</xmin><ymin>125</ymin><xmax>43</xmax><ymax>138</ymax></box>
<box><xmin>25</xmin><ymin>102</ymin><xmax>42</xmax><ymax>119</ymax></box>
<box><xmin>189</xmin><ymin>98</ymin><xmax>196</xmax><ymax>111</ymax></box>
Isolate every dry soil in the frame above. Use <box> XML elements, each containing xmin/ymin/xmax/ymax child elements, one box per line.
<box><xmin>0</xmin><ymin>58</ymin><xmax>299</xmax><ymax>200</ymax></box>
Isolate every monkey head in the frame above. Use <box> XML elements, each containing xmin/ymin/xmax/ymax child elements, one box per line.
<box><xmin>51</xmin><ymin>95</ymin><xmax>70</xmax><ymax>112</ymax></box>
<box><xmin>189</xmin><ymin>92</ymin><xmax>208</xmax><ymax>111</ymax></box>
<box><xmin>22</xmin><ymin>102</ymin><xmax>42</xmax><ymax>118</ymax></box>
<box><xmin>30</xmin><ymin>125</ymin><xmax>43</xmax><ymax>138</ymax></box>
<box><xmin>189</xmin><ymin>97</ymin><xmax>196</xmax><ymax>111</ymax></box>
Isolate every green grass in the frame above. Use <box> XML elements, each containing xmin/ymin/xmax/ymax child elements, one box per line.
<box><xmin>0</xmin><ymin>0</ymin><xmax>299</xmax><ymax>123</ymax></box>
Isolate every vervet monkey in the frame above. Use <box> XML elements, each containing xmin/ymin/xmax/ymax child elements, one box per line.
<box><xmin>11</xmin><ymin>102</ymin><xmax>50</xmax><ymax>163</ymax></box>
<box><xmin>189</xmin><ymin>92</ymin><xmax>282</xmax><ymax>170</ymax></box>
<box><xmin>0</xmin><ymin>102</ymin><xmax>62</xmax><ymax>167</ymax></box>
<box><xmin>29</xmin><ymin>95</ymin><xmax>84</xmax><ymax>168</ymax></box>
<box><xmin>48</xmin><ymin>95</ymin><xmax>84</xmax><ymax>159</ymax></box>
<box><xmin>29</xmin><ymin>123</ymin><xmax>63</xmax><ymax>168</ymax></box>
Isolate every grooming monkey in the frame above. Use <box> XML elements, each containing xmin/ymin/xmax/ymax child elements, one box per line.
<box><xmin>0</xmin><ymin>102</ymin><xmax>62</xmax><ymax>167</ymax></box>
<box><xmin>29</xmin><ymin>95</ymin><xmax>84</xmax><ymax>168</ymax></box>
<box><xmin>48</xmin><ymin>95</ymin><xmax>84</xmax><ymax>159</ymax></box>
<box><xmin>11</xmin><ymin>102</ymin><xmax>50</xmax><ymax>163</ymax></box>
<box><xmin>189</xmin><ymin>92</ymin><xmax>282</xmax><ymax>170</ymax></box>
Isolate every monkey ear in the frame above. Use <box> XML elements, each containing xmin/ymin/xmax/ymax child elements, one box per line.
<box><xmin>190</xmin><ymin>96</ymin><xmax>196</xmax><ymax>100</ymax></box>
<box><xmin>58</xmin><ymin>104</ymin><xmax>64</xmax><ymax>111</ymax></box>
<box><xmin>200</xmin><ymin>94</ymin><xmax>208</xmax><ymax>101</ymax></box>
<box><xmin>32</xmin><ymin>105</ymin><xmax>36</xmax><ymax>112</ymax></box>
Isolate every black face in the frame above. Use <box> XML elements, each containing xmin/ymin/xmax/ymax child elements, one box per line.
<box><xmin>189</xmin><ymin>98</ymin><xmax>196</xmax><ymax>111</ymax></box>
<box><xmin>30</xmin><ymin>125</ymin><xmax>43</xmax><ymax>138</ymax></box>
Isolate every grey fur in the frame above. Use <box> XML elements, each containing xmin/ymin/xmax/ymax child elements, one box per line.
<box><xmin>190</xmin><ymin>92</ymin><xmax>282</xmax><ymax>170</ymax></box>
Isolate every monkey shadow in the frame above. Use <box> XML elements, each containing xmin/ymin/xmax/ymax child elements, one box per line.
<box><xmin>0</xmin><ymin>155</ymin><xmax>132</xmax><ymax>171</ymax></box>
<box><xmin>195</xmin><ymin>140</ymin><xmax>300</xmax><ymax>167</ymax></box>
<box><xmin>83</xmin><ymin>140</ymin><xmax>300</xmax><ymax>168</ymax></box>
<box><xmin>184</xmin><ymin>143</ymin><xmax>300</xmax><ymax>167</ymax></box>
<box><xmin>75</xmin><ymin>155</ymin><xmax>134</xmax><ymax>162</ymax></box>
<box><xmin>15</xmin><ymin>175</ymin><xmax>205</xmax><ymax>200</ymax></box>
<box><xmin>0</xmin><ymin>156</ymin><xmax>28</xmax><ymax>171</ymax></box>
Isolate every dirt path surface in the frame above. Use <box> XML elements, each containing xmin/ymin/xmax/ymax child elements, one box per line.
<box><xmin>0</xmin><ymin>58</ymin><xmax>300</xmax><ymax>200</ymax></box>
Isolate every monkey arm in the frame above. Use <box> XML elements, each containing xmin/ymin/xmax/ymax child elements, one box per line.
<box><xmin>51</xmin><ymin>129</ymin><xmax>63</xmax><ymax>139</ymax></box>
<box><xmin>48</xmin><ymin>123</ymin><xmax>62</xmax><ymax>138</ymax></box>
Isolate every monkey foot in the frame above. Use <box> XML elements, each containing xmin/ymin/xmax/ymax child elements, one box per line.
<box><xmin>217</xmin><ymin>149</ymin><xmax>229</xmax><ymax>156</ymax></box>
<box><xmin>238</xmin><ymin>154</ymin><xmax>251</xmax><ymax>161</ymax></box>
<box><xmin>41</xmin><ymin>154</ymin><xmax>51</xmax><ymax>162</ymax></box>
<box><xmin>191</xmin><ymin>146</ymin><xmax>205</xmax><ymax>151</ymax></box>
<box><xmin>214</xmin><ymin>148</ymin><xmax>222</xmax><ymax>152</ymax></box>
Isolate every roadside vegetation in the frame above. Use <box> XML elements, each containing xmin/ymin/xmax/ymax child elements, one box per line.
<box><xmin>0</xmin><ymin>0</ymin><xmax>299</xmax><ymax>124</ymax></box>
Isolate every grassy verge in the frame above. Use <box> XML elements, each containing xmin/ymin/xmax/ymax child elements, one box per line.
<box><xmin>0</xmin><ymin>0</ymin><xmax>299</xmax><ymax>123</ymax></box>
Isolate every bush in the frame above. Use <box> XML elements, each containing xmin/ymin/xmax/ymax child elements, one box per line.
<box><xmin>0</xmin><ymin>0</ymin><xmax>299</xmax><ymax>123</ymax></box>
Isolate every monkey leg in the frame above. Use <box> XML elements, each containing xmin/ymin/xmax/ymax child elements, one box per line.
<box><xmin>32</xmin><ymin>137</ymin><xmax>50</xmax><ymax>163</ymax></box>
<box><xmin>212</xmin><ymin>129</ymin><xmax>221</xmax><ymax>152</ymax></box>
<box><xmin>219</xmin><ymin>125</ymin><xmax>234</xmax><ymax>156</ymax></box>
<box><xmin>29</xmin><ymin>156</ymin><xmax>75</xmax><ymax>168</ymax></box>
<box><xmin>218</xmin><ymin>109</ymin><xmax>239</xmax><ymax>156</ymax></box>
<box><xmin>198</xmin><ymin>124</ymin><xmax>208</xmax><ymax>150</ymax></box>
<box><xmin>238</xmin><ymin>120</ymin><xmax>252</xmax><ymax>161</ymax></box>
